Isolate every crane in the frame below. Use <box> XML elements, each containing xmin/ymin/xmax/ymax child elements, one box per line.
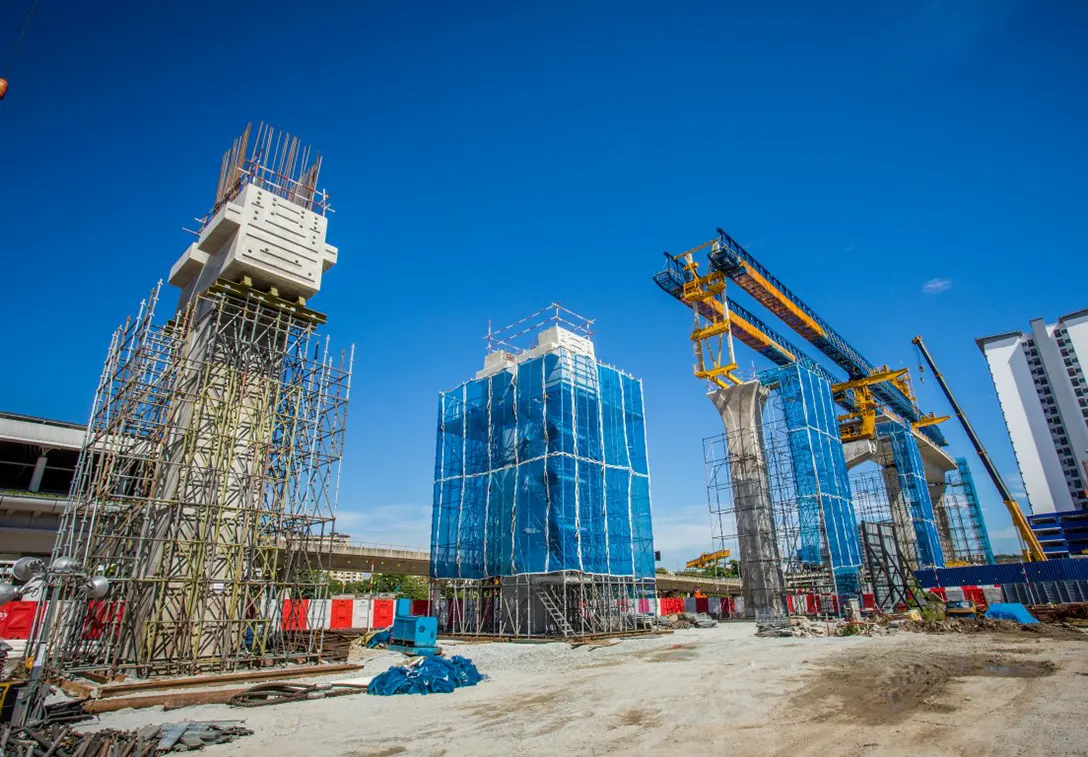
<box><xmin>911</xmin><ymin>335</ymin><xmax>1048</xmax><ymax>562</ymax></box>
<box><xmin>685</xmin><ymin>549</ymin><xmax>732</xmax><ymax>570</ymax></box>
<box><xmin>707</xmin><ymin>229</ymin><xmax>947</xmax><ymax>447</ymax></box>
<box><xmin>654</xmin><ymin>231</ymin><xmax>948</xmax><ymax>444</ymax></box>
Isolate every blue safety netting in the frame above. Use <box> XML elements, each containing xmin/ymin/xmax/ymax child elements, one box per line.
<box><xmin>770</xmin><ymin>363</ymin><xmax>862</xmax><ymax>574</ymax></box>
<box><xmin>955</xmin><ymin>458</ymin><xmax>995</xmax><ymax>565</ymax></box>
<box><xmin>878</xmin><ymin>421</ymin><xmax>945</xmax><ymax>568</ymax></box>
<box><xmin>432</xmin><ymin>350</ymin><xmax>655</xmax><ymax>580</ymax></box>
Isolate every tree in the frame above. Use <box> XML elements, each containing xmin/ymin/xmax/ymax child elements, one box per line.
<box><xmin>328</xmin><ymin>573</ymin><xmax>428</xmax><ymax>599</ymax></box>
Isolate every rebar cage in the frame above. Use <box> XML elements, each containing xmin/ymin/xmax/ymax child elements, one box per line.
<box><xmin>36</xmin><ymin>282</ymin><xmax>351</xmax><ymax>677</ymax></box>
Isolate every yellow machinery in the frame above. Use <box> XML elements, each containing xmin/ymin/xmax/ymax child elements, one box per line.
<box><xmin>685</xmin><ymin>549</ymin><xmax>732</xmax><ymax>570</ymax></box>
<box><xmin>912</xmin><ymin>336</ymin><xmax>1047</xmax><ymax>562</ymax></box>
<box><xmin>656</xmin><ymin>233</ymin><xmax>950</xmax><ymax>447</ymax></box>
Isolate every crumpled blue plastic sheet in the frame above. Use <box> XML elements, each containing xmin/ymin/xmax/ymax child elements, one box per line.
<box><xmin>984</xmin><ymin>602</ymin><xmax>1040</xmax><ymax>624</ymax></box>
<box><xmin>368</xmin><ymin>655</ymin><xmax>486</xmax><ymax>696</ymax></box>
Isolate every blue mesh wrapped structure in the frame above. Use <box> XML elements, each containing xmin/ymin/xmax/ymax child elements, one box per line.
<box><xmin>940</xmin><ymin>458</ymin><xmax>995</xmax><ymax>565</ymax></box>
<box><xmin>705</xmin><ymin>367</ymin><xmax>863</xmax><ymax>620</ymax></box>
<box><xmin>770</xmin><ymin>364</ymin><xmax>862</xmax><ymax>574</ymax></box>
<box><xmin>878</xmin><ymin>421</ymin><xmax>946</xmax><ymax>568</ymax></box>
<box><xmin>431</xmin><ymin>315</ymin><xmax>655</xmax><ymax>637</ymax></box>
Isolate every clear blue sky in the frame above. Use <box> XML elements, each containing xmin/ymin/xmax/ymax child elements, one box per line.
<box><xmin>2</xmin><ymin>1</ymin><xmax>1085</xmax><ymax>565</ymax></box>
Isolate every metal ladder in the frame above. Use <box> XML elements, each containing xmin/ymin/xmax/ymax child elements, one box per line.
<box><xmin>538</xmin><ymin>589</ymin><xmax>575</xmax><ymax>637</ymax></box>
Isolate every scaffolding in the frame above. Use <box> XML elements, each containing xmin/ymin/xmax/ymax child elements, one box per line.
<box><xmin>849</xmin><ymin>469</ymin><xmax>920</xmax><ymax>611</ymax></box>
<box><xmin>431</xmin><ymin>307</ymin><xmax>655</xmax><ymax>637</ymax></box>
<box><xmin>34</xmin><ymin>281</ymin><xmax>351</xmax><ymax>677</ymax></box>
<box><xmin>940</xmin><ymin>458</ymin><xmax>995</xmax><ymax>565</ymax></box>
<box><xmin>875</xmin><ymin>421</ymin><xmax>945</xmax><ymax>569</ymax></box>
<box><xmin>704</xmin><ymin>379</ymin><xmax>848</xmax><ymax>619</ymax></box>
<box><xmin>769</xmin><ymin>363</ymin><xmax>861</xmax><ymax>595</ymax></box>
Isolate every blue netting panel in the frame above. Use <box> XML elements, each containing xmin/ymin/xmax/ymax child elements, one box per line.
<box><xmin>959</xmin><ymin>460</ymin><xmax>995</xmax><ymax>565</ymax></box>
<box><xmin>950</xmin><ymin>458</ymin><xmax>995</xmax><ymax>565</ymax></box>
<box><xmin>773</xmin><ymin>363</ymin><xmax>862</xmax><ymax>572</ymax></box>
<box><xmin>431</xmin><ymin>350</ymin><xmax>654</xmax><ymax>580</ymax></box>
<box><xmin>879</xmin><ymin>421</ymin><xmax>945</xmax><ymax>568</ymax></box>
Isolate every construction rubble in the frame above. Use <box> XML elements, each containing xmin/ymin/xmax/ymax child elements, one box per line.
<box><xmin>658</xmin><ymin>613</ymin><xmax>718</xmax><ymax>630</ymax></box>
<box><xmin>0</xmin><ymin>720</ymin><xmax>252</xmax><ymax>756</ymax></box>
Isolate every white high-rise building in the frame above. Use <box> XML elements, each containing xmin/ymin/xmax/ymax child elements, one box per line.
<box><xmin>977</xmin><ymin>309</ymin><xmax>1088</xmax><ymax>515</ymax></box>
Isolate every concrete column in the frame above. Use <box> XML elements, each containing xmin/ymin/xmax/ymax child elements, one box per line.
<box><xmin>708</xmin><ymin>381</ymin><xmax>786</xmax><ymax>620</ymax></box>
<box><xmin>28</xmin><ymin>449</ymin><xmax>50</xmax><ymax>493</ymax></box>
<box><xmin>924</xmin><ymin>460</ymin><xmax>955</xmax><ymax>562</ymax></box>
<box><xmin>877</xmin><ymin>442</ymin><xmax>920</xmax><ymax>572</ymax></box>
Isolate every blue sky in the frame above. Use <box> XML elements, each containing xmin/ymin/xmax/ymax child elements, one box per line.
<box><xmin>2</xmin><ymin>1</ymin><xmax>1085</xmax><ymax>566</ymax></box>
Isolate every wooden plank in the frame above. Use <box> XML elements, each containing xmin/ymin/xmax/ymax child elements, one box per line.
<box><xmin>84</xmin><ymin>687</ymin><xmax>250</xmax><ymax>714</ymax></box>
<box><xmin>96</xmin><ymin>663</ymin><xmax>362</xmax><ymax>699</ymax></box>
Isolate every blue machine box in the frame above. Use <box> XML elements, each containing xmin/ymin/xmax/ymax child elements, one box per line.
<box><xmin>388</xmin><ymin>614</ymin><xmax>440</xmax><ymax>656</ymax></box>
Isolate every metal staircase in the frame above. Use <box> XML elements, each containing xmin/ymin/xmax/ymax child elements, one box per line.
<box><xmin>538</xmin><ymin>587</ymin><xmax>575</xmax><ymax>637</ymax></box>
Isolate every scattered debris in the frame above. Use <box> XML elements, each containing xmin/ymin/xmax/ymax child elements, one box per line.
<box><xmin>230</xmin><ymin>682</ymin><xmax>367</xmax><ymax>707</ymax></box>
<box><xmin>755</xmin><ymin>617</ymin><xmax>890</xmax><ymax>638</ymax></box>
<box><xmin>92</xmin><ymin>663</ymin><xmax>363</xmax><ymax>699</ymax></box>
<box><xmin>1028</xmin><ymin>602</ymin><xmax>1088</xmax><ymax>625</ymax></box>
<box><xmin>657</xmin><ymin>612</ymin><xmax>717</xmax><ymax>630</ymax></box>
<box><xmin>0</xmin><ymin>720</ymin><xmax>252</xmax><ymax>755</ymax></box>
<box><xmin>368</xmin><ymin>655</ymin><xmax>485</xmax><ymax>696</ymax></box>
<box><xmin>901</xmin><ymin>617</ymin><xmax>1041</xmax><ymax>634</ymax></box>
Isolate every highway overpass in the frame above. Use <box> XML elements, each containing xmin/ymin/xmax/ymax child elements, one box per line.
<box><xmin>324</xmin><ymin>540</ymin><xmax>740</xmax><ymax>595</ymax></box>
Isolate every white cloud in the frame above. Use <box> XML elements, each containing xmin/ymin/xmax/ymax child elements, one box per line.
<box><xmin>922</xmin><ymin>277</ymin><xmax>952</xmax><ymax>294</ymax></box>
<box><xmin>335</xmin><ymin>504</ymin><xmax>431</xmax><ymax>550</ymax></box>
<box><xmin>650</xmin><ymin>503</ymin><xmax>716</xmax><ymax>570</ymax></box>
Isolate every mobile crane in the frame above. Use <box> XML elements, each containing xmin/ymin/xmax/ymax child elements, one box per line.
<box><xmin>911</xmin><ymin>335</ymin><xmax>1047</xmax><ymax>562</ymax></box>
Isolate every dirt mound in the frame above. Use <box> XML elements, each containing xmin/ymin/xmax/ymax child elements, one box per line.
<box><xmin>790</xmin><ymin>651</ymin><xmax>1056</xmax><ymax>725</ymax></box>
<box><xmin>900</xmin><ymin>617</ymin><xmax>1088</xmax><ymax>638</ymax></box>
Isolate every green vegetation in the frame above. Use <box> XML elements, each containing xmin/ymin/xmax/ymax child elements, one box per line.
<box><xmin>677</xmin><ymin>560</ymin><xmax>739</xmax><ymax>579</ymax></box>
<box><xmin>328</xmin><ymin>573</ymin><xmax>428</xmax><ymax>599</ymax></box>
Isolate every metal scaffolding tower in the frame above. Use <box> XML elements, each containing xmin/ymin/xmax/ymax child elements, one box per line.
<box><xmin>29</xmin><ymin>124</ymin><xmax>352</xmax><ymax>678</ymax></box>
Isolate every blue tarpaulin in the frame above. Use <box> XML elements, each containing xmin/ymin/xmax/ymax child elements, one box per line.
<box><xmin>984</xmin><ymin>603</ymin><xmax>1039</xmax><ymax>624</ymax></box>
<box><xmin>368</xmin><ymin>655</ymin><xmax>486</xmax><ymax>696</ymax></box>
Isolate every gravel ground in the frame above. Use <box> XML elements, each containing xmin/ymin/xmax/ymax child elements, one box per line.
<box><xmin>85</xmin><ymin>623</ymin><xmax>1088</xmax><ymax>757</ymax></box>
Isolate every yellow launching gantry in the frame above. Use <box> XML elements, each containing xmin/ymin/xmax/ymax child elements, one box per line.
<box><xmin>668</xmin><ymin>241</ymin><xmax>739</xmax><ymax>388</ymax></box>
<box><xmin>832</xmin><ymin>367</ymin><xmax>949</xmax><ymax>443</ymax></box>
<box><xmin>655</xmin><ymin>230</ymin><xmax>951</xmax><ymax>447</ymax></box>
<box><xmin>685</xmin><ymin>549</ymin><xmax>733</xmax><ymax>570</ymax></box>
<box><xmin>661</xmin><ymin>244</ymin><xmax>811</xmax><ymax>391</ymax></box>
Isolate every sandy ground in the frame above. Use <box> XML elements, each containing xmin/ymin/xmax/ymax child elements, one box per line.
<box><xmin>88</xmin><ymin>623</ymin><xmax>1088</xmax><ymax>757</ymax></box>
